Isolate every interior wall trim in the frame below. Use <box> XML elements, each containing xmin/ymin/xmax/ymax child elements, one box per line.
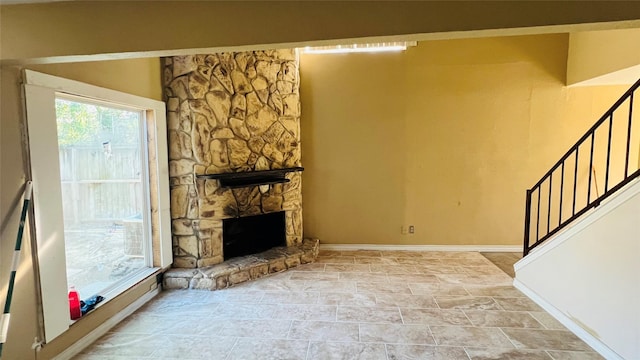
<box><xmin>319</xmin><ymin>244</ymin><xmax>521</xmax><ymax>252</ymax></box>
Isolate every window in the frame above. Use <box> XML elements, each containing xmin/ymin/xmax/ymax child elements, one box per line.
<box><xmin>23</xmin><ymin>70</ymin><xmax>171</xmax><ymax>343</ymax></box>
<box><xmin>55</xmin><ymin>96</ymin><xmax>151</xmax><ymax>298</ymax></box>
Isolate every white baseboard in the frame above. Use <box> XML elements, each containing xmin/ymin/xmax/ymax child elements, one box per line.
<box><xmin>320</xmin><ymin>244</ymin><xmax>521</xmax><ymax>252</ymax></box>
<box><xmin>513</xmin><ymin>279</ymin><xmax>622</xmax><ymax>360</ymax></box>
<box><xmin>52</xmin><ymin>287</ymin><xmax>160</xmax><ymax>360</ymax></box>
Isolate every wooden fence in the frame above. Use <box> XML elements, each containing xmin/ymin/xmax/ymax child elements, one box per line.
<box><xmin>59</xmin><ymin>145</ymin><xmax>144</xmax><ymax>228</ymax></box>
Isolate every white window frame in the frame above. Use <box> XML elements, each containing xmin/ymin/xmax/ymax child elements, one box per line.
<box><xmin>22</xmin><ymin>70</ymin><xmax>172</xmax><ymax>343</ymax></box>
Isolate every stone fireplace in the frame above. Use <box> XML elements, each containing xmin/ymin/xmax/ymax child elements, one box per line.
<box><xmin>161</xmin><ymin>49</ymin><xmax>317</xmax><ymax>290</ymax></box>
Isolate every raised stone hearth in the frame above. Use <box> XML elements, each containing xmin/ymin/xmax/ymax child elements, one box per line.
<box><xmin>163</xmin><ymin>49</ymin><xmax>303</xmax><ymax>270</ymax></box>
<box><xmin>163</xmin><ymin>238</ymin><xmax>319</xmax><ymax>290</ymax></box>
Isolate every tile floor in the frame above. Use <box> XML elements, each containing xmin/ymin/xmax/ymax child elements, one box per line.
<box><xmin>74</xmin><ymin>250</ymin><xmax>602</xmax><ymax>360</ymax></box>
<box><xmin>479</xmin><ymin>253</ymin><xmax>522</xmax><ymax>278</ymax></box>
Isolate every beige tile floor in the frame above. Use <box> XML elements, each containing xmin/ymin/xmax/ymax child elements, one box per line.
<box><xmin>74</xmin><ymin>250</ymin><xmax>603</xmax><ymax>360</ymax></box>
<box><xmin>480</xmin><ymin>253</ymin><xmax>522</xmax><ymax>278</ymax></box>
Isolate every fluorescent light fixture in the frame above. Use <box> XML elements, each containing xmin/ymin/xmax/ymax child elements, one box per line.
<box><xmin>302</xmin><ymin>42</ymin><xmax>416</xmax><ymax>54</ymax></box>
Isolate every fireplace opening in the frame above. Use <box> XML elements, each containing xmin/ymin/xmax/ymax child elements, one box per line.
<box><xmin>223</xmin><ymin>211</ymin><xmax>286</xmax><ymax>260</ymax></box>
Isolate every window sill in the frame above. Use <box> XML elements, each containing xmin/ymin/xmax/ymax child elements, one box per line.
<box><xmin>69</xmin><ymin>267</ymin><xmax>161</xmax><ymax>326</ymax></box>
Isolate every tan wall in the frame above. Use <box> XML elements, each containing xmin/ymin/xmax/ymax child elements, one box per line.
<box><xmin>567</xmin><ymin>28</ymin><xmax>640</xmax><ymax>85</ymax></box>
<box><xmin>300</xmin><ymin>34</ymin><xmax>629</xmax><ymax>246</ymax></box>
<box><xmin>26</xmin><ymin>60</ymin><xmax>163</xmax><ymax>101</ymax></box>
<box><xmin>0</xmin><ymin>58</ymin><xmax>160</xmax><ymax>359</ymax></box>
<box><xmin>3</xmin><ymin>1</ymin><xmax>640</xmax><ymax>62</ymax></box>
<box><xmin>300</xmin><ymin>50</ymin><xmax>408</xmax><ymax>246</ymax></box>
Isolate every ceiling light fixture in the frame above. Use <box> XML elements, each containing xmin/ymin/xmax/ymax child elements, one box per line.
<box><xmin>301</xmin><ymin>42</ymin><xmax>416</xmax><ymax>54</ymax></box>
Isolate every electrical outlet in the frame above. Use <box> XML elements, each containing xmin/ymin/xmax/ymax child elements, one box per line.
<box><xmin>409</xmin><ymin>225</ymin><xmax>415</xmax><ymax>234</ymax></box>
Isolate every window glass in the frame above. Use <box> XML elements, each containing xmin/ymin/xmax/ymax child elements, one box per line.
<box><xmin>55</xmin><ymin>97</ymin><xmax>149</xmax><ymax>297</ymax></box>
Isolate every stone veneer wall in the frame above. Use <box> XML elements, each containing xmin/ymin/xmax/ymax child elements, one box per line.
<box><xmin>162</xmin><ymin>49</ymin><xmax>302</xmax><ymax>268</ymax></box>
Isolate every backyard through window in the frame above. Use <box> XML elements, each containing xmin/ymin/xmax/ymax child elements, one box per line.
<box><xmin>56</xmin><ymin>97</ymin><xmax>150</xmax><ymax>298</ymax></box>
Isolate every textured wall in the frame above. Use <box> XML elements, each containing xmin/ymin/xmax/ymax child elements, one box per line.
<box><xmin>163</xmin><ymin>50</ymin><xmax>302</xmax><ymax>268</ymax></box>
<box><xmin>300</xmin><ymin>34</ymin><xmax>630</xmax><ymax>246</ymax></box>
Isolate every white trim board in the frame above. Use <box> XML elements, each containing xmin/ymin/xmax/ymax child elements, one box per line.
<box><xmin>514</xmin><ymin>177</ymin><xmax>640</xmax><ymax>271</ymax></box>
<box><xmin>22</xmin><ymin>69</ymin><xmax>172</xmax><ymax>342</ymax></box>
<box><xmin>52</xmin><ymin>287</ymin><xmax>160</xmax><ymax>360</ymax></box>
<box><xmin>24</xmin><ymin>70</ymin><xmax>162</xmax><ymax>110</ymax></box>
<box><xmin>513</xmin><ymin>279</ymin><xmax>623</xmax><ymax>360</ymax></box>
<box><xmin>319</xmin><ymin>244</ymin><xmax>521</xmax><ymax>252</ymax></box>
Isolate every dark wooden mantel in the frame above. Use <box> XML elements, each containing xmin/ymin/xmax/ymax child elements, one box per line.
<box><xmin>196</xmin><ymin>167</ymin><xmax>304</xmax><ymax>188</ymax></box>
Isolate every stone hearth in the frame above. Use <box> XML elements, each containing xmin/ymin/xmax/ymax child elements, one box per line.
<box><xmin>163</xmin><ymin>49</ymin><xmax>303</xmax><ymax>270</ymax></box>
<box><xmin>164</xmin><ymin>238</ymin><xmax>318</xmax><ymax>290</ymax></box>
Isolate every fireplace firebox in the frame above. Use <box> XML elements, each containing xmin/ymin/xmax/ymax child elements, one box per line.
<box><xmin>222</xmin><ymin>211</ymin><xmax>286</xmax><ymax>260</ymax></box>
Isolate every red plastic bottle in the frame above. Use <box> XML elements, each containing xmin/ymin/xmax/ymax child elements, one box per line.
<box><xmin>68</xmin><ymin>287</ymin><xmax>82</xmax><ymax>320</ymax></box>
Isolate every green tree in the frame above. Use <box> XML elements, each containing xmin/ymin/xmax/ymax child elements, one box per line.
<box><xmin>55</xmin><ymin>99</ymin><xmax>99</xmax><ymax>147</ymax></box>
<box><xmin>55</xmin><ymin>99</ymin><xmax>141</xmax><ymax>147</ymax></box>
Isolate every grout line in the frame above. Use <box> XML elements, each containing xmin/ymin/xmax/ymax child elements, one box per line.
<box><xmin>223</xmin><ymin>337</ymin><xmax>240</xmax><ymax>360</ymax></box>
<box><xmin>424</xmin><ymin>324</ymin><xmax>439</xmax><ymax>347</ymax></box>
<box><xmin>285</xmin><ymin>319</ymin><xmax>295</xmax><ymax>339</ymax></box>
<box><xmin>527</xmin><ymin>311</ymin><xmax>551</xmax><ymax>330</ymax></box>
<box><xmin>545</xmin><ymin>350</ymin><xmax>558</xmax><ymax>360</ymax></box>
<box><xmin>373</xmin><ymin>293</ymin><xmax>381</xmax><ymax>307</ymax></box>
<box><xmin>304</xmin><ymin>340</ymin><xmax>311</xmax><ymax>360</ymax></box>
<box><xmin>461</xmin><ymin>309</ymin><xmax>475</xmax><ymax>327</ymax></box>
<box><xmin>407</xmin><ymin>283</ymin><xmax>417</xmax><ymax>295</ymax></box>
<box><xmin>462</xmin><ymin>346</ymin><xmax>473</xmax><ymax>360</ymax></box>
<box><xmin>498</xmin><ymin>327</ymin><xmax>519</xmax><ymax>349</ymax></box>
<box><xmin>492</xmin><ymin>296</ymin><xmax>506</xmax><ymax>311</ymax></box>
<box><xmin>433</xmin><ymin>296</ymin><xmax>442</xmax><ymax>310</ymax></box>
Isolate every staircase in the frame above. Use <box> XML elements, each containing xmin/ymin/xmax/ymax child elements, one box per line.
<box><xmin>516</xmin><ymin>79</ymin><xmax>640</xmax><ymax>360</ymax></box>
<box><xmin>523</xmin><ymin>78</ymin><xmax>640</xmax><ymax>256</ymax></box>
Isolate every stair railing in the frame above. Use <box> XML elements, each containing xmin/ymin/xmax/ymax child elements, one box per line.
<box><xmin>524</xmin><ymin>78</ymin><xmax>640</xmax><ymax>256</ymax></box>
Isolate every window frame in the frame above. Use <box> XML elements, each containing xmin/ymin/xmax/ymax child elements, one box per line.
<box><xmin>22</xmin><ymin>69</ymin><xmax>172</xmax><ymax>343</ymax></box>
